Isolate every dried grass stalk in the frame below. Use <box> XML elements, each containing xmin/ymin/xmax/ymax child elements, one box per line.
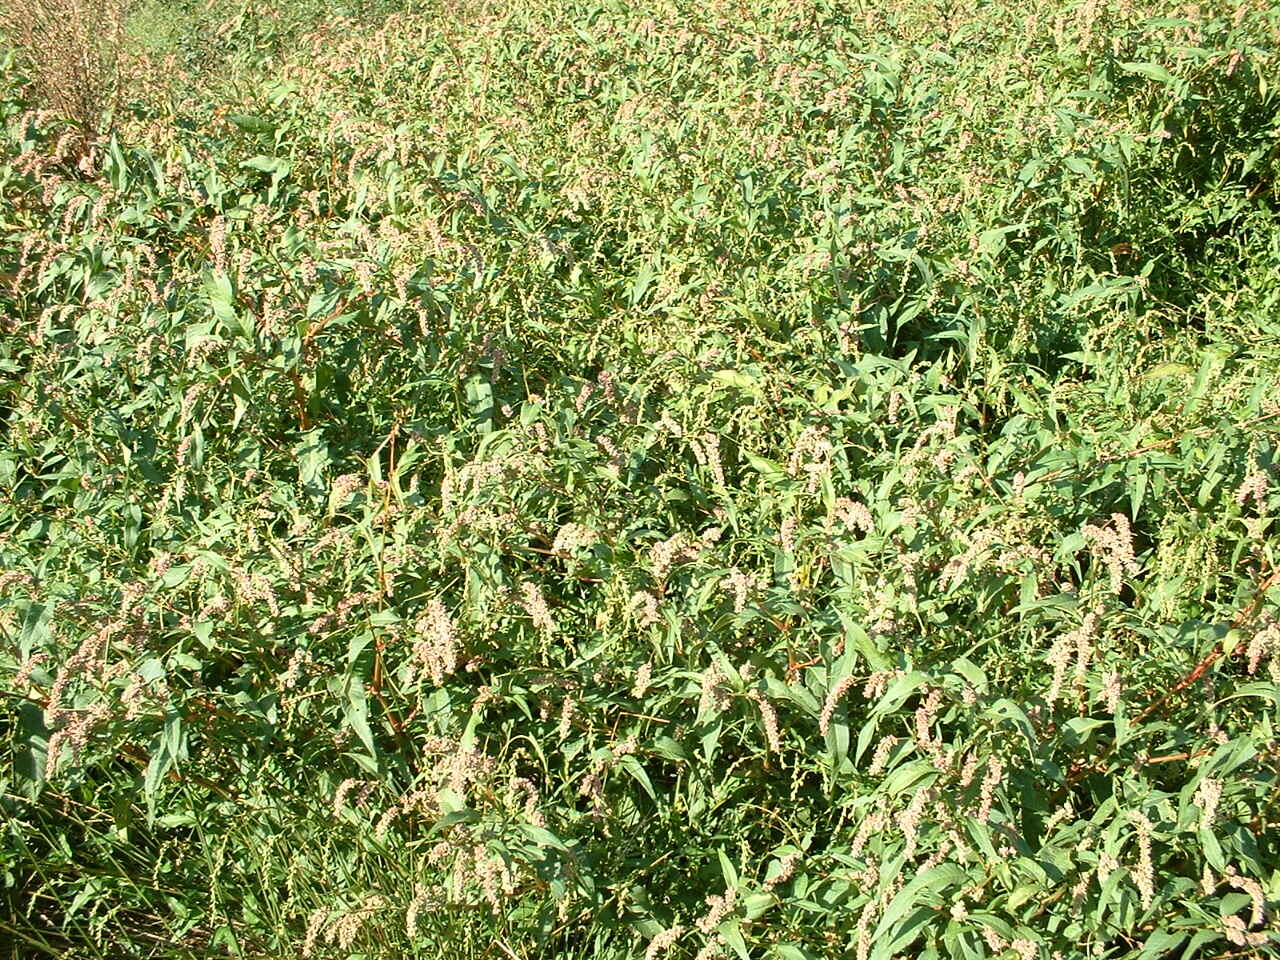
<box><xmin>1</xmin><ymin>0</ymin><xmax>127</xmax><ymax>150</ymax></box>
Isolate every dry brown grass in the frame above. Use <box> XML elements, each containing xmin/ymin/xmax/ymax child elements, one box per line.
<box><xmin>0</xmin><ymin>0</ymin><xmax>127</xmax><ymax>152</ymax></box>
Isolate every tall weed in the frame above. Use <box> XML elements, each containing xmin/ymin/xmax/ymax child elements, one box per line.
<box><xmin>0</xmin><ymin>0</ymin><xmax>126</xmax><ymax>159</ymax></box>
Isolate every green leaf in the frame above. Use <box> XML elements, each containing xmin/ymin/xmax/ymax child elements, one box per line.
<box><xmin>521</xmin><ymin>824</ymin><xmax>572</xmax><ymax>853</ymax></box>
<box><xmin>712</xmin><ymin>369</ymin><xmax>761</xmax><ymax>392</ymax></box>
<box><xmin>1141</xmin><ymin>362</ymin><xmax>1191</xmax><ymax>379</ymax></box>
<box><xmin>429</xmin><ymin>809</ymin><xmax>480</xmax><ymax>835</ymax></box>
<box><xmin>744</xmin><ymin>453</ymin><xmax>786</xmax><ymax>481</ymax></box>
<box><xmin>143</xmin><ymin>739</ymin><xmax>174</xmax><ymax>820</ymax></box>
<box><xmin>294</xmin><ymin>429</ymin><xmax>331</xmax><ymax>500</ymax></box>
<box><xmin>882</xmin><ymin>761</ymin><xmax>937</xmax><ymax>796</ymax></box>
<box><xmin>652</xmin><ymin>736</ymin><xmax>688</xmax><ymax>761</ymax></box>
<box><xmin>1136</xmin><ymin>926</ymin><xmax>1182</xmax><ymax>957</ymax></box>
<box><xmin>845</xmin><ymin>620</ymin><xmax>890</xmax><ymax>671</ymax></box>
<box><xmin>773</xmin><ymin>946</ymin><xmax>817</xmax><ymax>960</ymax></box>
<box><xmin>721</xmin><ymin>921</ymin><xmax>751</xmax><ymax>960</ymax></box>
<box><xmin>1063</xmin><ymin>717</ymin><xmax>1107</xmax><ymax>746</ymax></box>
<box><xmin>465</xmin><ymin>373</ymin><xmax>494</xmax><ymax>434</ymax></box>
<box><xmin>240</xmin><ymin>156</ymin><xmax>292</xmax><ymax>181</ymax></box>
<box><xmin>203</xmin><ymin>267</ymin><xmax>247</xmax><ymax>338</ymax></box>
<box><xmin>347</xmin><ymin>628</ymin><xmax>376</xmax><ymax>666</ymax></box>
<box><xmin>873</xmin><ymin>672</ymin><xmax>930</xmax><ymax>716</ymax></box>
<box><xmin>986</xmin><ymin>699</ymin><xmax>1037</xmax><ymax>749</ymax></box>
<box><xmin>618</xmin><ymin>755</ymin><xmax>657</xmax><ymax>802</ymax></box>
<box><xmin>950</xmin><ymin>658</ymin><xmax>988</xmax><ymax>693</ymax></box>
<box><xmin>1119</xmin><ymin>61</ymin><xmax>1177</xmax><ymax>84</ymax></box>
<box><xmin>345</xmin><ymin>679</ymin><xmax>376</xmax><ymax>758</ymax></box>
<box><xmin>628</xmin><ymin>258</ymin><xmax>658</xmax><ymax>307</ymax></box>
<box><xmin>156</xmin><ymin>813</ymin><xmax>199</xmax><ymax>828</ymax></box>
<box><xmin>163</xmin><ymin>706</ymin><xmax>183</xmax><ymax>762</ymax></box>
<box><xmin>871</xmin><ymin>863</ymin><xmax>965</xmax><ymax>953</ymax></box>
<box><xmin>1199</xmin><ymin>825</ymin><xmax>1225</xmax><ymax>870</ymax></box>
<box><xmin>226</xmin><ymin>113</ymin><xmax>277</xmax><ymax>135</ymax></box>
<box><xmin>717</xmin><ymin>848</ymin><xmax>739</xmax><ymax>889</ymax></box>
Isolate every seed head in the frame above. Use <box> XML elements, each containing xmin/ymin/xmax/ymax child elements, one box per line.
<box><xmin>645</xmin><ymin>925</ymin><xmax>683</xmax><ymax>960</ymax></box>
<box><xmin>520</xmin><ymin>581</ymin><xmax>556</xmax><ymax>634</ymax></box>
<box><xmin>819</xmin><ymin>674</ymin><xmax>857</xmax><ymax>736</ymax></box>
<box><xmin>632</xmin><ymin>662</ymin><xmax>653</xmax><ymax>698</ymax></box>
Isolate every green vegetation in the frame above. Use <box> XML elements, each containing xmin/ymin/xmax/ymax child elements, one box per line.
<box><xmin>3</xmin><ymin>0</ymin><xmax>1280</xmax><ymax>956</ymax></box>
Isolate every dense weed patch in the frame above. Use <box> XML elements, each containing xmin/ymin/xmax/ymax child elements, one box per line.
<box><xmin>2</xmin><ymin>0</ymin><xmax>1279</xmax><ymax>957</ymax></box>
